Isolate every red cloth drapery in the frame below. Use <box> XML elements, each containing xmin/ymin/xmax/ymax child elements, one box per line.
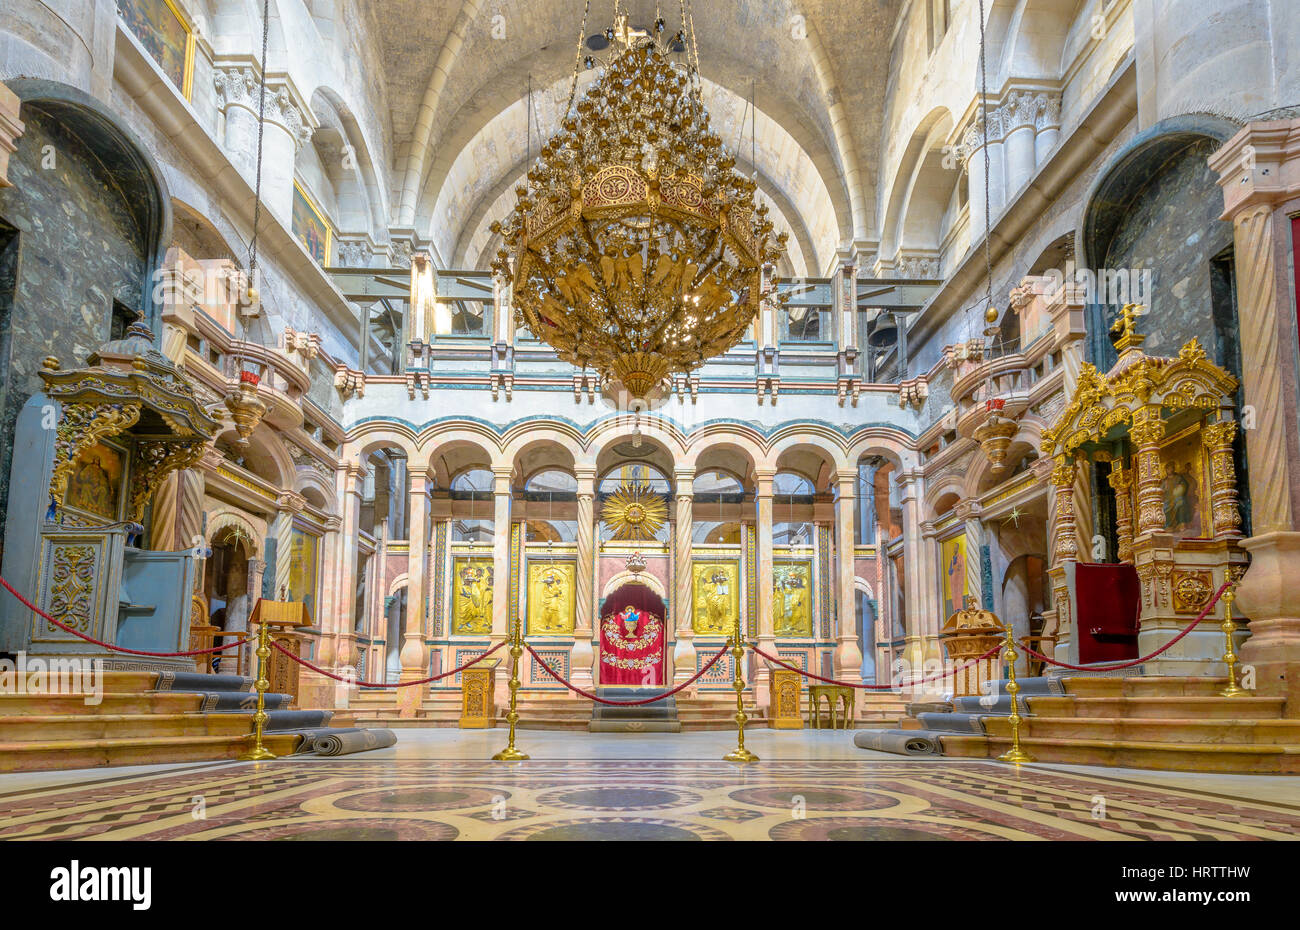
<box><xmin>598</xmin><ymin>582</ymin><xmax>666</xmax><ymax>686</ymax></box>
<box><xmin>1073</xmin><ymin>562</ymin><xmax>1141</xmax><ymax>664</ymax></box>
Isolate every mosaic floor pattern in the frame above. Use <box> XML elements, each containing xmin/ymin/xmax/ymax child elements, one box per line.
<box><xmin>1</xmin><ymin>757</ymin><xmax>1297</xmax><ymax>841</ymax></box>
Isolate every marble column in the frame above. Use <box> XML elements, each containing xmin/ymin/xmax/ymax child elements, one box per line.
<box><xmin>962</xmin><ymin>108</ymin><xmax>1006</xmax><ymax>236</ymax></box>
<box><xmin>1210</xmin><ymin>121</ymin><xmax>1300</xmax><ymax>713</ymax></box>
<box><xmin>571</xmin><ymin>468</ymin><xmax>597</xmax><ymax>690</ymax></box>
<box><xmin>333</xmin><ymin>462</ymin><xmax>366</xmax><ymax>705</ymax></box>
<box><xmin>833</xmin><ymin>475</ymin><xmax>865</xmax><ymax>689</ymax></box>
<box><xmin>1034</xmin><ymin>94</ymin><xmax>1062</xmax><ymax>165</ymax></box>
<box><xmin>491</xmin><ymin>466</ymin><xmax>513</xmax><ymax>645</ymax></box>
<box><xmin>1001</xmin><ymin>91</ymin><xmax>1038</xmax><ymax>199</ymax></box>
<box><xmin>271</xmin><ymin>491</ymin><xmax>306</xmax><ymax>601</ymax></box>
<box><xmin>754</xmin><ymin>469</ymin><xmax>776</xmax><ymax>683</ymax></box>
<box><xmin>672</xmin><ymin>468</ymin><xmax>697</xmax><ymax>684</ymax></box>
<box><xmin>397</xmin><ymin>469</ymin><xmax>432</xmax><ymax>716</ymax></box>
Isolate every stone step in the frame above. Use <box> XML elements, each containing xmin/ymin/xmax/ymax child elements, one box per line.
<box><xmin>1027</xmin><ymin>695</ymin><xmax>1287</xmax><ymax>720</ymax></box>
<box><xmin>982</xmin><ymin>715</ymin><xmax>1300</xmax><ymax>745</ymax></box>
<box><xmin>0</xmin><ymin>732</ymin><xmax>302</xmax><ymax>774</ymax></box>
<box><xmin>938</xmin><ymin>732</ymin><xmax>1300</xmax><ymax>775</ymax></box>
<box><xmin>1062</xmin><ymin>676</ymin><xmax>1235</xmax><ymax>698</ymax></box>
<box><xmin>0</xmin><ymin>712</ymin><xmax>264</xmax><ymax>741</ymax></box>
<box><xmin>0</xmin><ymin>691</ymin><xmax>203</xmax><ymax>716</ymax></box>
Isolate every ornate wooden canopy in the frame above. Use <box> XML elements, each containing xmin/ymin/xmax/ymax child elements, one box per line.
<box><xmin>40</xmin><ymin>320</ymin><xmax>219</xmax><ymax>522</ymax></box>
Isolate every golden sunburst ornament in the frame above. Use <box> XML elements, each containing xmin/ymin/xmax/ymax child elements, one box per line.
<box><xmin>602</xmin><ymin>483</ymin><xmax>668</xmax><ymax>540</ymax></box>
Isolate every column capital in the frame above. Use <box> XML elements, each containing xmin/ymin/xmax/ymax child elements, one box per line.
<box><xmin>212</xmin><ymin>58</ymin><xmax>316</xmax><ymax>151</ymax></box>
<box><xmin>276</xmin><ymin>490</ymin><xmax>307</xmax><ymax>515</ymax></box>
<box><xmin>1210</xmin><ymin>119</ymin><xmax>1300</xmax><ymax>218</ymax></box>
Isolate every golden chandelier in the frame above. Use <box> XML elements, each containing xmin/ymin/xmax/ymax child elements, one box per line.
<box><xmin>491</xmin><ymin>3</ymin><xmax>787</xmax><ymax>401</ymax></box>
<box><xmin>602</xmin><ymin>482</ymin><xmax>668</xmax><ymax>540</ymax></box>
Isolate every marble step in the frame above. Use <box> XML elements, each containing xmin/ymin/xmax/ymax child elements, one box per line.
<box><xmin>981</xmin><ymin>715</ymin><xmax>1300</xmax><ymax>745</ymax></box>
<box><xmin>1027</xmin><ymin>695</ymin><xmax>1286</xmax><ymax>720</ymax></box>
<box><xmin>0</xmin><ymin>732</ymin><xmax>302</xmax><ymax>773</ymax></box>
<box><xmin>938</xmin><ymin>732</ymin><xmax>1300</xmax><ymax>774</ymax></box>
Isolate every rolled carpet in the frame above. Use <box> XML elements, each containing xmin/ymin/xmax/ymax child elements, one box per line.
<box><xmin>853</xmin><ymin>729</ymin><xmax>943</xmax><ymax>755</ymax></box>
<box><xmin>312</xmin><ymin>728</ymin><xmax>398</xmax><ymax>756</ymax></box>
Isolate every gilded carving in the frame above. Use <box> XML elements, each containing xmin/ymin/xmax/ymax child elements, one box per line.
<box><xmin>451</xmin><ymin>559</ymin><xmax>494</xmax><ymax>634</ymax></box>
<box><xmin>773</xmin><ymin>561</ymin><xmax>813</xmax><ymax>637</ymax></box>
<box><xmin>692</xmin><ymin>560</ymin><xmax>739</xmax><ymax>635</ymax></box>
<box><xmin>1172</xmin><ymin>570</ymin><xmax>1214</xmax><ymax>615</ymax></box>
<box><xmin>47</xmin><ymin>544</ymin><xmax>96</xmax><ymax>633</ymax></box>
<box><xmin>49</xmin><ymin>403</ymin><xmax>141</xmax><ymax>511</ymax></box>
<box><xmin>526</xmin><ymin>562</ymin><xmax>575</xmax><ymax>635</ymax></box>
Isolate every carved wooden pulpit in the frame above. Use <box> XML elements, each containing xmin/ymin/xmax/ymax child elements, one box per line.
<box><xmin>249</xmin><ymin>599</ymin><xmax>315</xmax><ymax>707</ymax></box>
<box><xmin>0</xmin><ymin>321</ymin><xmax>218</xmax><ymax>671</ymax></box>
<box><xmin>939</xmin><ymin>597</ymin><xmax>1005</xmax><ymax>698</ymax></box>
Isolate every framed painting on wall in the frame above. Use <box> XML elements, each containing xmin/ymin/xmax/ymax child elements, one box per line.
<box><xmin>1158</xmin><ymin>423</ymin><xmax>1212</xmax><ymax>541</ymax></box>
<box><xmin>451</xmin><ymin>558</ymin><xmax>493</xmax><ymax>635</ymax></box>
<box><xmin>119</xmin><ymin>0</ymin><xmax>196</xmax><ymax>99</ymax></box>
<box><xmin>64</xmin><ymin>441</ymin><xmax>126</xmax><ymax>521</ymax></box>
<box><xmin>292</xmin><ymin>181</ymin><xmax>333</xmax><ymax>265</ymax></box>
<box><xmin>526</xmin><ymin>561</ymin><xmax>575</xmax><ymax>635</ymax></box>
<box><xmin>692</xmin><ymin>560</ymin><xmax>739</xmax><ymax>635</ymax></box>
<box><xmin>773</xmin><ymin>559</ymin><xmax>813</xmax><ymax>637</ymax></box>
<box><xmin>939</xmin><ymin>532</ymin><xmax>969</xmax><ymax>618</ymax></box>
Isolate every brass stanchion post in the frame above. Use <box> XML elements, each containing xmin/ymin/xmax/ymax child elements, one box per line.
<box><xmin>723</xmin><ymin>618</ymin><xmax>758</xmax><ymax>763</ymax></box>
<box><xmin>239</xmin><ymin>618</ymin><xmax>276</xmax><ymax>761</ymax></box>
<box><xmin>1220</xmin><ymin>585</ymin><xmax>1244</xmax><ymax>697</ymax></box>
<box><xmin>492</xmin><ymin>612</ymin><xmax>529</xmax><ymax>761</ymax></box>
<box><xmin>997</xmin><ymin>623</ymin><xmax>1033</xmax><ymax>764</ymax></box>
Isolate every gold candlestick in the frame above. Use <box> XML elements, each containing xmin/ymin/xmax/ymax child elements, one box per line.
<box><xmin>997</xmin><ymin>623</ymin><xmax>1033</xmax><ymax>764</ymax></box>
<box><xmin>1220</xmin><ymin>587</ymin><xmax>1244</xmax><ymax>697</ymax></box>
<box><xmin>239</xmin><ymin>618</ymin><xmax>276</xmax><ymax>760</ymax></box>
<box><xmin>723</xmin><ymin>616</ymin><xmax>758</xmax><ymax>763</ymax></box>
<box><xmin>492</xmin><ymin>612</ymin><xmax>530</xmax><ymax>761</ymax></box>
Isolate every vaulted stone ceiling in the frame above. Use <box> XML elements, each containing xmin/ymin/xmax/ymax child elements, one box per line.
<box><xmin>361</xmin><ymin>0</ymin><xmax>902</xmax><ymax>275</ymax></box>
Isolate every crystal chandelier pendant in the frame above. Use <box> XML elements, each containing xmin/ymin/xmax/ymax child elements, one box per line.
<box><xmin>492</xmin><ymin>3</ymin><xmax>787</xmax><ymax>402</ymax></box>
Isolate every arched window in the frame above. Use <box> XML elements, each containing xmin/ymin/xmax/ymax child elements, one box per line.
<box><xmin>693</xmin><ymin>470</ymin><xmax>745</xmax><ymax>544</ymax></box>
<box><xmin>450</xmin><ymin>467</ymin><xmax>494</xmax><ymax>543</ymax></box>
<box><xmin>773</xmin><ymin>470</ymin><xmax>816</xmax><ymax>546</ymax></box>
<box><xmin>524</xmin><ymin>469</ymin><xmax>578</xmax><ymax>542</ymax></box>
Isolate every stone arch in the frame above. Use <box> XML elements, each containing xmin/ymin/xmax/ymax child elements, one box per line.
<box><xmin>601</xmin><ymin>569</ymin><xmax>666</xmax><ymax>601</ymax></box>
<box><xmin>205</xmin><ymin>508</ymin><xmax>265</xmax><ymax>556</ymax></box>
<box><xmin>3</xmin><ymin>79</ymin><xmax>172</xmax><ymax>331</ymax></box>
<box><xmin>306</xmin><ymin>85</ymin><xmax>388</xmax><ymax>243</ymax></box>
<box><xmin>878</xmin><ymin>107</ymin><xmax>956</xmax><ymax>263</ymax></box>
<box><xmin>387</xmin><ymin>572</ymin><xmax>409</xmax><ymax>598</ymax></box>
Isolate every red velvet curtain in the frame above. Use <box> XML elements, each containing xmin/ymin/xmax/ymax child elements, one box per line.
<box><xmin>1074</xmin><ymin>562</ymin><xmax>1141</xmax><ymax>664</ymax></box>
<box><xmin>598</xmin><ymin>582</ymin><xmax>666</xmax><ymax>686</ymax></box>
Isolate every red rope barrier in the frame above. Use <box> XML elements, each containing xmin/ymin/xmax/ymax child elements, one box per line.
<box><xmin>750</xmin><ymin>642</ymin><xmax>1003</xmax><ymax>690</ymax></box>
<box><xmin>1020</xmin><ymin>582</ymin><xmax>1231</xmax><ymax>672</ymax></box>
<box><xmin>0</xmin><ymin>575</ymin><xmax>250</xmax><ymax>658</ymax></box>
<box><xmin>524</xmin><ymin>641</ymin><xmax>730</xmax><ymax>705</ymax></box>
<box><xmin>271</xmin><ymin>638</ymin><xmax>505</xmax><ymax>688</ymax></box>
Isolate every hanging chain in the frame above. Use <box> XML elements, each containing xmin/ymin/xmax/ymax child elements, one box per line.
<box><xmin>564</xmin><ymin>0</ymin><xmax>592</xmax><ymax>120</ymax></box>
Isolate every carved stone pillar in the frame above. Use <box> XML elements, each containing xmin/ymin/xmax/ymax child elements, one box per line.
<box><xmin>833</xmin><ymin>475</ymin><xmax>864</xmax><ymax>689</ymax></box>
<box><xmin>1108</xmin><ymin>462</ymin><xmax>1135</xmax><ymax>564</ymax></box>
<box><xmin>315</xmin><ymin>514</ymin><xmax>343</xmax><ymax>670</ymax></box>
<box><xmin>334</xmin><ymin>462</ymin><xmax>366</xmax><ymax>682</ymax></box>
<box><xmin>571</xmin><ymin>468</ymin><xmax>597</xmax><ymax>690</ymax></box>
<box><xmin>1131</xmin><ymin>411</ymin><xmax>1167</xmax><ymax>537</ymax></box>
<box><xmin>672</xmin><ymin>468</ymin><xmax>697</xmax><ymax>684</ymax></box>
<box><xmin>271</xmin><ymin>491</ymin><xmax>306</xmax><ymax>601</ymax></box>
<box><xmin>1047</xmin><ymin>456</ymin><xmax>1078</xmax><ymax>658</ymax></box>
<box><xmin>1202</xmin><ymin>420</ymin><xmax>1243</xmax><ymax>539</ymax></box>
<box><xmin>212</xmin><ymin>61</ymin><xmax>315</xmax><ymax>223</ymax></box>
<box><xmin>396</xmin><ymin>469</ymin><xmax>432</xmax><ymax>716</ymax></box>
<box><xmin>755</xmin><ymin>468</ymin><xmax>776</xmax><ymax>659</ymax></box>
<box><xmin>1001</xmin><ymin>91</ymin><xmax>1038</xmax><ymax>197</ymax></box>
<box><xmin>491</xmin><ymin>466</ymin><xmax>513</xmax><ymax>644</ymax></box>
<box><xmin>1209</xmin><ymin>122</ymin><xmax>1300</xmax><ymax>711</ymax></box>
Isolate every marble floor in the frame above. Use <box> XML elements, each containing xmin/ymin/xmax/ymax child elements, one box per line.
<box><xmin>1</xmin><ymin>730</ymin><xmax>1297</xmax><ymax>840</ymax></box>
